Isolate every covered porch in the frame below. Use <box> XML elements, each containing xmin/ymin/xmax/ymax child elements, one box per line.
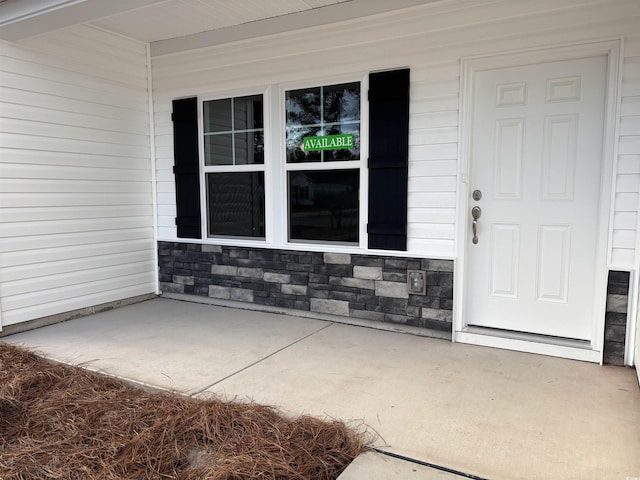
<box><xmin>3</xmin><ymin>297</ymin><xmax>639</xmax><ymax>479</ymax></box>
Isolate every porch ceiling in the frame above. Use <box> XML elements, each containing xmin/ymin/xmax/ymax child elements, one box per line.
<box><xmin>0</xmin><ymin>0</ymin><xmax>442</xmax><ymax>55</ymax></box>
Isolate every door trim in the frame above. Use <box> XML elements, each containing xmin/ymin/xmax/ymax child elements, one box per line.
<box><xmin>454</xmin><ymin>39</ymin><xmax>622</xmax><ymax>363</ymax></box>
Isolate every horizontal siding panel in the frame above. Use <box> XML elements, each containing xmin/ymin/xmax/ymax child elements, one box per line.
<box><xmin>408</xmin><ymin>223</ymin><xmax>456</xmax><ymax>240</ymax></box>
<box><xmin>1</xmin><ymin>163</ymin><xmax>151</xmax><ymax>182</ymax></box>
<box><xmin>408</xmin><ymin>192</ymin><xmax>457</xmax><ymax>208</ymax></box>
<box><xmin>0</xmin><ymin>179</ymin><xmax>151</xmax><ymax>194</ymax></box>
<box><xmin>0</xmin><ymin>239</ymin><xmax>153</xmax><ymax>268</ymax></box>
<box><xmin>0</xmin><ymin>205</ymin><xmax>153</xmax><ymax>223</ymax></box>
<box><xmin>409</xmin><ymin>126</ymin><xmax>458</xmax><ymax>145</ymax></box>
<box><xmin>408</xmin><ymin>176</ymin><xmax>457</xmax><ymax>192</ymax></box>
<box><xmin>0</xmin><ymin>117</ymin><xmax>150</xmax><ymax>147</ymax></box>
<box><xmin>3</xmin><ymin>281</ymin><xmax>156</xmax><ymax>326</ymax></box>
<box><xmin>1</xmin><ymin>217</ymin><xmax>153</xmax><ymax>238</ymax></box>
<box><xmin>409</xmin><ymin>144</ymin><xmax>458</xmax><ymax>161</ymax></box>
<box><xmin>1</xmin><ymin>149</ymin><xmax>150</xmax><ymax>171</ymax></box>
<box><xmin>617</xmin><ymin>155</ymin><xmax>640</xmax><ymax>174</ymax></box>
<box><xmin>2</xmin><ymin>261</ymin><xmax>154</xmax><ymax>297</ymax></box>
<box><xmin>0</xmin><ymin>133</ymin><xmax>150</xmax><ymax>159</ymax></box>
<box><xmin>0</xmin><ymin>87</ymin><xmax>149</xmax><ymax>123</ymax></box>
<box><xmin>409</xmin><ymin>160</ymin><xmax>458</xmax><ymax>177</ymax></box>
<box><xmin>612</xmin><ymin>230</ymin><xmax>638</xmax><ymax>249</ymax></box>
<box><xmin>0</xmin><ymin>102</ymin><xmax>150</xmax><ymax>136</ymax></box>
<box><xmin>614</xmin><ymin>193</ymin><xmax>640</xmax><ymax>212</ymax></box>
<box><xmin>408</xmin><ymin>207</ymin><xmax>456</xmax><ymax>224</ymax></box>
<box><xmin>613</xmin><ymin>212</ymin><xmax>638</xmax><ymax>231</ymax></box>
<box><xmin>405</xmin><ymin>238</ymin><xmax>455</xmax><ymax>257</ymax></box>
<box><xmin>0</xmin><ymin>67</ymin><xmax>148</xmax><ymax>111</ymax></box>
<box><xmin>410</xmin><ymin>111</ymin><xmax>459</xmax><ymax>129</ymax></box>
<box><xmin>616</xmin><ymin>174</ymin><xmax>640</xmax><ymax>193</ymax></box>
<box><xmin>0</xmin><ymin>192</ymin><xmax>151</xmax><ymax>208</ymax></box>
<box><xmin>619</xmin><ymin>116</ymin><xmax>640</xmax><ymax>136</ymax></box>
<box><xmin>618</xmin><ymin>135</ymin><xmax>640</xmax><ymax>155</ymax></box>
<box><xmin>610</xmin><ymin>248</ymin><xmax>636</xmax><ymax>268</ymax></box>
<box><xmin>0</xmin><ymin>228</ymin><xmax>153</xmax><ymax>254</ymax></box>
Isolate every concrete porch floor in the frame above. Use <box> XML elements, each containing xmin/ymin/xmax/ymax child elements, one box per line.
<box><xmin>2</xmin><ymin>297</ymin><xmax>639</xmax><ymax>480</ymax></box>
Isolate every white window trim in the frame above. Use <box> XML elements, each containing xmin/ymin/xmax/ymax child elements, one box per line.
<box><xmin>278</xmin><ymin>73</ymin><xmax>370</xmax><ymax>252</ymax></box>
<box><xmin>198</xmin><ymin>87</ymin><xmax>271</xmax><ymax>245</ymax></box>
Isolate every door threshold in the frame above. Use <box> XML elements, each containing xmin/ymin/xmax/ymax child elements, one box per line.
<box><xmin>455</xmin><ymin>326</ymin><xmax>601</xmax><ymax>363</ymax></box>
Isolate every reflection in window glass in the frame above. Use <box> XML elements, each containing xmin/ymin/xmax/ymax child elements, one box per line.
<box><xmin>234</xmin><ymin>131</ymin><xmax>264</xmax><ymax>165</ymax></box>
<box><xmin>204</xmin><ymin>99</ymin><xmax>232</xmax><ymax>133</ymax></box>
<box><xmin>285</xmin><ymin>82</ymin><xmax>360</xmax><ymax>163</ymax></box>
<box><xmin>234</xmin><ymin>95</ymin><xmax>263</xmax><ymax>130</ymax></box>
<box><xmin>203</xmin><ymin>95</ymin><xmax>264</xmax><ymax>166</ymax></box>
<box><xmin>289</xmin><ymin>170</ymin><xmax>359</xmax><ymax>243</ymax></box>
<box><xmin>207</xmin><ymin>172</ymin><xmax>265</xmax><ymax>238</ymax></box>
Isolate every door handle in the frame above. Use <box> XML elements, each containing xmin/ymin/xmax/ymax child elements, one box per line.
<box><xmin>471</xmin><ymin>206</ymin><xmax>481</xmax><ymax>244</ymax></box>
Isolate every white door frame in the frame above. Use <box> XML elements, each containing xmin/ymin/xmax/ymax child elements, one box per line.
<box><xmin>454</xmin><ymin>39</ymin><xmax>623</xmax><ymax>363</ymax></box>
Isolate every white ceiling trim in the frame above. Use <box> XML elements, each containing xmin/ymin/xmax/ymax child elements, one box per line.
<box><xmin>150</xmin><ymin>0</ymin><xmax>442</xmax><ymax>56</ymax></box>
<box><xmin>0</xmin><ymin>0</ymin><xmax>168</xmax><ymax>41</ymax></box>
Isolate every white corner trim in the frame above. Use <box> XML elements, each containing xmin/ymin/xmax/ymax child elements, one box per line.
<box><xmin>146</xmin><ymin>42</ymin><xmax>160</xmax><ymax>295</ymax></box>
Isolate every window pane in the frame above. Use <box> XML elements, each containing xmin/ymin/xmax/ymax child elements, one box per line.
<box><xmin>208</xmin><ymin>172</ymin><xmax>265</xmax><ymax>237</ymax></box>
<box><xmin>204</xmin><ymin>99</ymin><xmax>232</xmax><ymax>133</ymax></box>
<box><xmin>289</xmin><ymin>170</ymin><xmax>359</xmax><ymax>243</ymax></box>
<box><xmin>235</xmin><ymin>131</ymin><xmax>264</xmax><ymax>165</ymax></box>
<box><xmin>204</xmin><ymin>134</ymin><xmax>233</xmax><ymax>165</ymax></box>
<box><xmin>323</xmin><ymin>123</ymin><xmax>360</xmax><ymax>161</ymax></box>
<box><xmin>286</xmin><ymin>87</ymin><xmax>321</xmax><ymax>126</ymax></box>
<box><xmin>286</xmin><ymin>126</ymin><xmax>321</xmax><ymax>163</ymax></box>
<box><xmin>234</xmin><ymin>95</ymin><xmax>263</xmax><ymax>130</ymax></box>
<box><xmin>323</xmin><ymin>82</ymin><xmax>360</xmax><ymax>123</ymax></box>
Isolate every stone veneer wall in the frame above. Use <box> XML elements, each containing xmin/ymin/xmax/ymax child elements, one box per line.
<box><xmin>603</xmin><ymin>270</ymin><xmax>630</xmax><ymax>366</ymax></box>
<box><xmin>158</xmin><ymin>242</ymin><xmax>454</xmax><ymax>334</ymax></box>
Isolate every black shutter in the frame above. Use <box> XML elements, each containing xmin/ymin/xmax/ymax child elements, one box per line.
<box><xmin>367</xmin><ymin>68</ymin><xmax>410</xmax><ymax>250</ymax></box>
<box><xmin>172</xmin><ymin>97</ymin><xmax>201</xmax><ymax>239</ymax></box>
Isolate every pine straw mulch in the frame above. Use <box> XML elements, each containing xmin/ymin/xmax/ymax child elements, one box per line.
<box><xmin>0</xmin><ymin>342</ymin><xmax>370</xmax><ymax>480</ymax></box>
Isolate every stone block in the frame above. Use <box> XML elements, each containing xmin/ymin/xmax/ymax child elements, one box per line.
<box><xmin>289</xmin><ymin>273</ymin><xmax>309</xmax><ymax>285</ymax></box>
<box><xmin>238</xmin><ymin>267</ymin><xmax>264</xmax><ymax>278</ymax></box>
<box><xmin>211</xmin><ymin>265</ymin><xmax>238</xmax><ymax>276</ymax></box>
<box><xmin>340</xmin><ymin>277</ymin><xmax>375</xmax><ymax>290</ymax></box>
<box><xmin>295</xmin><ymin>300</ymin><xmax>311</xmax><ymax>310</ymax></box>
<box><xmin>208</xmin><ymin>285</ymin><xmax>231</xmax><ymax>299</ymax></box>
<box><xmin>330</xmin><ymin>291</ymin><xmax>357</xmax><ymax>302</ymax></box>
<box><xmin>384</xmin><ymin>313</ymin><xmax>409</xmax><ymax>324</ymax></box>
<box><xmin>309</xmin><ymin>273</ymin><xmax>329</xmax><ymax>284</ymax></box>
<box><xmin>356</xmin><ymin>294</ymin><xmax>379</xmax><ymax>305</ymax></box>
<box><xmin>606</xmin><ymin>294</ymin><xmax>628</xmax><ymax>314</ymax></box>
<box><xmin>608</xmin><ymin>270</ymin><xmax>630</xmax><ymax>285</ymax></box>
<box><xmin>315</xmin><ymin>264</ymin><xmax>353</xmax><ymax>276</ymax></box>
<box><xmin>229</xmin><ymin>249</ymin><xmax>249</xmax><ymax>259</ymax></box>
<box><xmin>604</xmin><ymin>324</ymin><xmax>626</xmax><ymax>342</ymax></box>
<box><xmin>375</xmin><ymin>281</ymin><xmax>408</xmax><ymax>299</ymax></box>
<box><xmin>353</xmin><ymin>266</ymin><xmax>383</xmax><ymax>280</ymax></box>
<box><xmin>605</xmin><ymin>312</ymin><xmax>627</xmax><ymax>326</ymax></box>
<box><xmin>439</xmin><ymin>272</ymin><xmax>454</xmax><ymax>287</ymax></box>
<box><xmin>286</xmin><ymin>263</ymin><xmax>315</xmax><ymax>272</ymax></box>
<box><xmin>230</xmin><ymin>288</ymin><xmax>254</xmax><ymax>302</ymax></box>
<box><xmin>310</xmin><ymin>298</ymin><xmax>349</xmax><ymax>316</ymax></box>
<box><xmin>407</xmin><ymin>306</ymin><xmax>421</xmax><ymax>317</ymax></box>
<box><xmin>264</xmin><ymin>272</ymin><xmax>291</xmax><ymax>283</ymax></box>
<box><xmin>160</xmin><ymin>282</ymin><xmax>184</xmax><ymax>294</ymax></box>
<box><xmin>409</xmin><ymin>296</ymin><xmax>440</xmax><ymax>308</ymax></box>
<box><xmin>172</xmin><ymin>275</ymin><xmax>194</xmax><ymax>286</ymax></box>
<box><xmin>380</xmin><ymin>297</ymin><xmax>408</xmax><ymax>315</ymax></box>
<box><xmin>422</xmin><ymin>308</ymin><xmax>452</xmax><ymax>322</ymax></box>
<box><xmin>324</xmin><ymin>253</ymin><xmax>351</xmax><ymax>264</ymax></box>
<box><xmin>421</xmin><ymin>259</ymin><xmax>454</xmax><ymax>272</ymax></box>
<box><xmin>352</xmin><ymin>255</ymin><xmax>383</xmax><ymax>267</ymax></box>
<box><xmin>202</xmin><ymin>244</ymin><xmax>222</xmax><ymax>253</ymax></box>
<box><xmin>382</xmin><ymin>271</ymin><xmax>407</xmax><ymax>282</ymax></box>
<box><xmin>281</xmin><ymin>284</ymin><xmax>308</xmax><ymax>296</ymax></box>
<box><xmin>384</xmin><ymin>258</ymin><xmax>408</xmax><ymax>269</ymax></box>
<box><xmin>309</xmin><ymin>289</ymin><xmax>330</xmax><ymax>299</ymax></box>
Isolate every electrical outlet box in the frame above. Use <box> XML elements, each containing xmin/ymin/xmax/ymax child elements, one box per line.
<box><xmin>407</xmin><ymin>270</ymin><xmax>426</xmax><ymax>295</ymax></box>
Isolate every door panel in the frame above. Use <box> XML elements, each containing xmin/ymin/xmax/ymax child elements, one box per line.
<box><xmin>467</xmin><ymin>56</ymin><xmax>607</xmax><ymax>340</ymax></box>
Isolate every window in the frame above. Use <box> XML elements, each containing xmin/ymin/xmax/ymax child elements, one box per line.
<box><xmin>285</xmin><ymin>82</ymin><xmax>361</xmax><ymax>243</ymax></box>
<box><xmin>202</xmin><ymin>95</ymin><xmax>265</xmax><ymax>238</ymax></box>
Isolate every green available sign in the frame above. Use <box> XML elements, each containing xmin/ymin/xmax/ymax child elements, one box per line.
<box><xmin>303</xmin><ymin>133</ymin><xmax>354</xmax><ymax>151</ymax></box>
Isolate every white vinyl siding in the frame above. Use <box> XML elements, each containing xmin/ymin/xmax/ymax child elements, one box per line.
<box><xmin>151</xmin><ymin>0</ymin><xmax>640</xmax><ymax>264</ymax></box>
<box><xmin>0</xmin><ymin>25</ymin><xmax>156</xmax><ymax>327</ymax></box>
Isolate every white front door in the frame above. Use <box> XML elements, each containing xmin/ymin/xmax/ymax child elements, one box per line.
<box><xmin>466</xmin><ymin>56</ymin><xmax>607</xmax><ymax>340</ymax></box>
